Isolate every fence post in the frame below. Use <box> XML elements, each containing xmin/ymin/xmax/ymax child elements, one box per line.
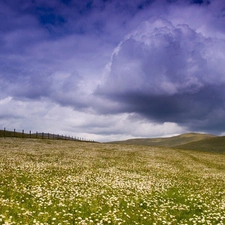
<box><xmin>4</xmin><ymin>127</ymin><xmax>6</xmax><ymax>138</ymax></box>
<box><xmin>48</xmin><ymin>133</ymin><xmax>49</xmax><ymax>139</ymax></box>
<box><xmin>22</xmin><ymin>130</ymin><xmax>24</xmax><ymax>138</ymax></box>
<box><xmin>42</xmin><ymin>132</ymin><xmax>44</xmax><ymax>139</ymax></box>
<box><xmin>14</xmin><ymin>129</ymin><xmax>16</xmax><ymax>137</ymax></box>
<box><xmin>30</xmin><ymin>130</ymin><xmax>31</xmax><ymax>138</ymax></box>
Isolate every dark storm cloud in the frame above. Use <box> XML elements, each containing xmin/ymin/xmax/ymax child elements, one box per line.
<box><xmin>96</xmin><ymin>14</ymin><xmax>225</xmax><ymax>133</ymax></box>
<box><xmin>0</xmin><ymin>0</ymin><xmax>152</xmax><ymax>105</ymax></box>
<box><xmin>0</xmin><ymin>0</ymin><xmax>97</xmax><ymax>105</ymax></box>
<box><xmin>102</xmin><ymin>85</ymin><xmax>225</xmax><ymax>132</ymax></box>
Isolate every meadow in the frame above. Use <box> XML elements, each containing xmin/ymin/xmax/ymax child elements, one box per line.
<box><xmin>0</xmin><ymin>138</ymin><xmax>224</xmax><ymax>225</ymax></box>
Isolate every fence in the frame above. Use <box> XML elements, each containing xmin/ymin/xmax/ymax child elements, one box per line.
<box><xmin>0</xmin><ymin>128</ymin><xmax>95</xmax><ymax>142</ymax></box>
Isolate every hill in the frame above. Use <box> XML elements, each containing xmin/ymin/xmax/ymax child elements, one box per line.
<box><xmin>0</xmin><ymin>129</ymin><xmax>94</xmax><ymax>142</ymax></box>
<box><xmin>109</xmin><ymin>133</ymin><xmax>215</xmax><ymax>148</ymax></box>
<box><xmin>176</xmin><ymin>136</ymin><xmax>225</xmax><ymax>153</ymax></box>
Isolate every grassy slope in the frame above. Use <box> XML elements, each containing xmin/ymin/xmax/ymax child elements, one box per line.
<box><xmin>0</xmin><ymin>129</ymin><xmax>86</xmax><ymax>141</ymax></box>
<box><xmin>110</xmin><ymin>133</ymin><xmax>215</xmax><ymax>148</ymax></box>
<box><xmin>175</xmin><ymin>136</ymin><xmax>225</xmax><ymax>153</ymax></box>
<box><xmin>0</xmin><ymin>129</ymin><xmax>42</xmax><ymax>138</ymax></box>
<box><xmin>0</xmin><ymin>129</ymin><xmax>29</xmax><ymax>138</ymax></box>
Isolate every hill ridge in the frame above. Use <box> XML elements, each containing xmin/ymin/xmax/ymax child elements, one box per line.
<box><xmin>109</xmin><ymin>133</ymin><xmax>225</xmax><ymax>153</ymax></box>
<box><xmin>109</xmin><ymin>133</ymin><xmax>216</xmax><ymax>147</ymax></box>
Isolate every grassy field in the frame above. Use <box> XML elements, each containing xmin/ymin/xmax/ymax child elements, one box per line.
<box><xmin>0</xmin><ymin>138</ymin><xmax>224</xmax><ymax>225</ymax></box>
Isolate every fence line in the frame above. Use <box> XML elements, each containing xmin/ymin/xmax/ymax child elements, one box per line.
<box><xmin>0</xmin><ymin>127</ymin><xmax>95</xmax><ymax>143</ymax></box>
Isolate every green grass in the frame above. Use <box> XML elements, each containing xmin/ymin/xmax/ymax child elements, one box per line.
<box><xmin>0</xmin><ymin>138</ymin><xmax>225</xmax><ymax>224</ymax></box>
<box><xmin>176</xmin><ymin>136</ymin><xmax>225</xmax><ymax>153</ymax></box>
<box><xmin>0</xmin><ymin>129</ymin><xmax>87</xmax><ymax>142</ymax></box>
<box><xmin>0</xmin><ymin>129</ymin><xmax>29</xmax><ymax>138</ymax></box>
<box><xmin>109</xmin><ymin>133</ymin><xmax>215</xmax><ymax>148</ymax></box>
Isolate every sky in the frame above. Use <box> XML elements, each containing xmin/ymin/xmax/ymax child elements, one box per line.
<box><xmin>0</xmin><ymin>0</ymin><xmax>225</xmax><ymax>142</ymax></box>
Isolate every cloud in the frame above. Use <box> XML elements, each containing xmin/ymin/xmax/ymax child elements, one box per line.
<box><xmin>96</xmin><ymin>15</ymin><xmax>225</xmax><ymax>133</ymax></box>
<box><xmin>1</xmin><ymin>0</ymin><xmax>225</xmax><ymax>141</ymax></box>
<box><xmin>0</xmin><ymin>2</ymin><xmax>109</xmax><ymax>109</ymax></box>
<box><xmin>1</xmin><ymin>0</ymin><xmax>141</xmax><ymax>106</ymax></box>
<box><xmin>0</xmin><ymin>96</ymin><xmax>184</xmax><ymax>142</ymax></box>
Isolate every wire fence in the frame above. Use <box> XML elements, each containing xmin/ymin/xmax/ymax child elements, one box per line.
<box><xmin>0</xmin><ymin>127</ymin><xmax>95</xmax><ymax>142</ymax></box>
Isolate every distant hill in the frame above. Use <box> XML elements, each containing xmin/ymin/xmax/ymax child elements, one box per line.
<box><xmin>109</xmin><ymin>133</ymin><xmax>216</xmax><ymax>148</ymax></box>
<box><xmin>0</xmin><ymin>129</ymin><xmax>94</xmax><ymax>142</ymax></box>
<box><xmin>176</xmin><ymin>136</ymin><xmax>225</xmax><ymax>153</ymax></box>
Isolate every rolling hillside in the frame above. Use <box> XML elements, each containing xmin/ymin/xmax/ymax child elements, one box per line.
<box><xmin>0</xmin><ymin>129</ymin><xmax>94</xmax><ymax>142</ymax></box>
<box><xmin>109</xmin><ymin>133</ymin><xmax>215</xmax><ymax>148</ymax></box>
<box><xmin>176</xmin><ymin>136</ymin><xmax>225</xmax><ymax>153</ymax></box>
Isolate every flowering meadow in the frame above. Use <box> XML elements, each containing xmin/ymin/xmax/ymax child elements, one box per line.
<box><xmin>0</xmin><ymin>138</ymin><xmax>224</xmax><ymax>225</ymax></box>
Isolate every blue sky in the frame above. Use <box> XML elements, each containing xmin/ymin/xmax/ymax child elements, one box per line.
<box><xmin>0</xmin><ymin>0</ymin><xmax>225</xmax><ymax>141</ymax></box>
